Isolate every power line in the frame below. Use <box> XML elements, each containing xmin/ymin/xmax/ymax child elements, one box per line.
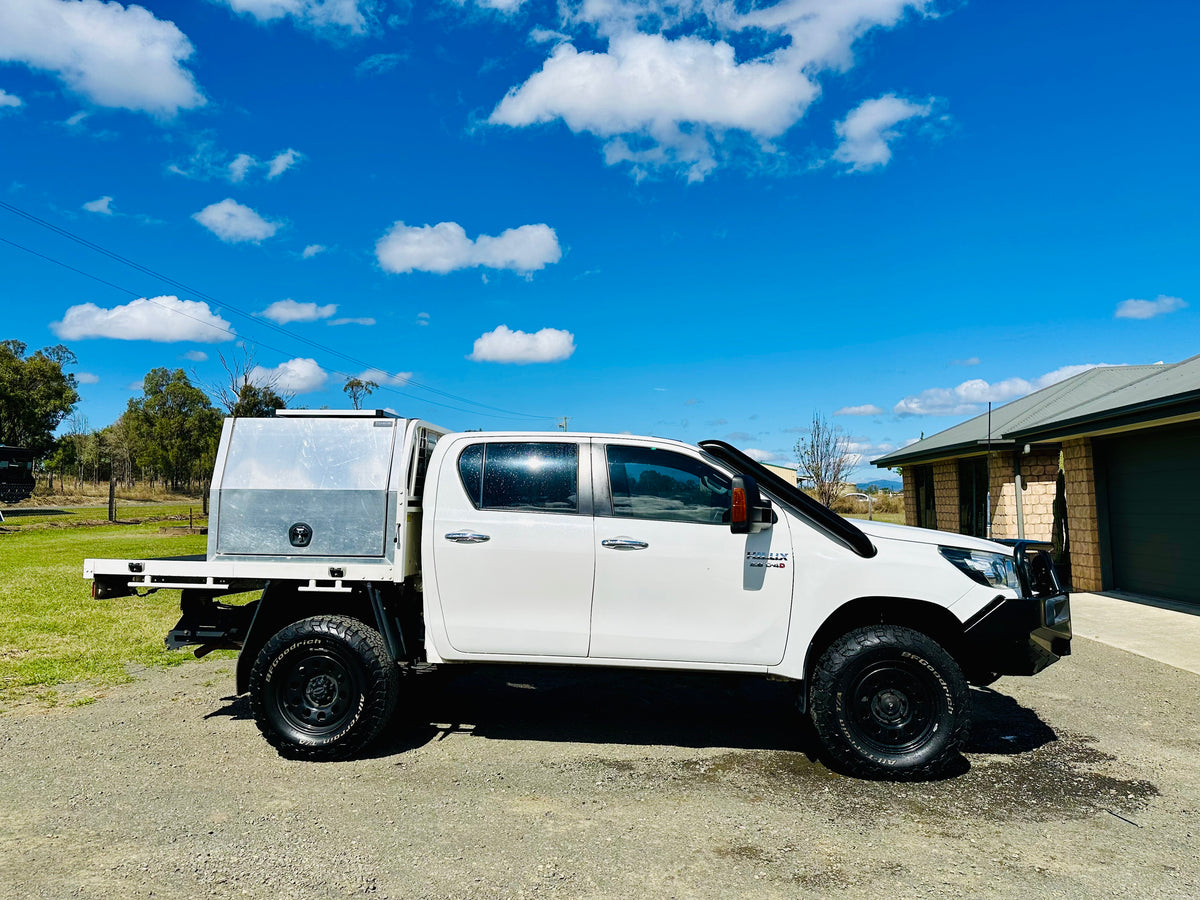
<box><xmin>0</xmin><ymin>201</ymin><xmax>556</xmax><ymax>423</ymax></box>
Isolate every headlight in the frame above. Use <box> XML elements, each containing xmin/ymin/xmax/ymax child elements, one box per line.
<box><xmin>938</xmin><ymin>546</ymin><xmax>1020</xmax><ymax>591</ymax></box>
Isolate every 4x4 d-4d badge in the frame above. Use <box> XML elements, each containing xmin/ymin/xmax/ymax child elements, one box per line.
<box><xmin>288</xmin><ymin>522</ymin><xmax>313</xmax><ymax>548</ymax></box>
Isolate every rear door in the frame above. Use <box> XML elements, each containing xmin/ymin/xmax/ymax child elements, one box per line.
<box><xmin>589</xmin><ymin>441</ymin><xmax>794</xmax><ymax>665</ymax></box>
<box><xmin>430</xmin><ymin>436</ymin><xmax>595</xmax><ymax>656</ymax></box>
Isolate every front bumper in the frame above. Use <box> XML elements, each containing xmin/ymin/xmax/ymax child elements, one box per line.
<box><xmin>959</xmin><ymin>540</ymin><xmax>1073</xmax><ymax>677</ymax></box>
<box><xmin>963</xmin><ymin>591</ymin><xmax>1072</xmax><ymax>676</ymax></box>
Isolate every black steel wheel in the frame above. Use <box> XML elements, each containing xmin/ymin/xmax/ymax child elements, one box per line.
<box><xmin>249</xmin><ymin>615</ymin><xmax>398</xmax><ymax>760</ymax></box>
<box><xmin>809</xmin><ymin>625</ymin><xmax>970</xmax><ymax>780</ymax></box>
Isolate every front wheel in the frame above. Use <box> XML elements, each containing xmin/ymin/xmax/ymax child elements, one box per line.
<box><xmin>809</xmin><ymin>625</ymin><xmax>970</xmax><ymax>780</ymax></box>
<box><xmin>249</xmin><ymin>615</ymin><xmax>398</xmax><ymax>760</ymax></box>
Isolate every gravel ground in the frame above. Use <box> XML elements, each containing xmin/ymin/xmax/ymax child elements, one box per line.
<box><xmin>1</xmin><ymin>638</ymin><xmax>1197</xmax><ymax>900</ymax></box>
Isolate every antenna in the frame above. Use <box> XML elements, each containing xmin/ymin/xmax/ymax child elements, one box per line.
<box><xmin>986</xmin><ymin>402</ymin><xmax>992</xmax><ymax>538</ymax></box>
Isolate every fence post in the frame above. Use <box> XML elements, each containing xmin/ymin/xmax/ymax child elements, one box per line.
<box><xmin>108</xmin><ymin>475</ymin><xmax>116</xmax><ymax>522</ymax></box>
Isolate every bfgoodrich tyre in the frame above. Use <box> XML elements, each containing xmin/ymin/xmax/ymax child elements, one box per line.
<box><xmin>809</xmin><ymin>625</ymin><xmax>970</xmax><ymax>780</ymax></box>
<box><xmin>249</xmin><ymin>615</ymin><xmax>398</xmax><ymax>761</ymax></box>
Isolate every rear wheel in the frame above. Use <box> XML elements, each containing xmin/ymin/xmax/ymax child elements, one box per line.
<box><xmin>249</xmin><ymin>615</ymin><xmax>398</xmax><ymax>760</ymax></box>
<box><xmin>809</xmin><ymin>625</ymin><xmax>970</xmax><ymax>779</ymax></box>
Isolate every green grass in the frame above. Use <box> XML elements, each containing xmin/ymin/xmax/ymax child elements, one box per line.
<box><xmin>0</xmin><ymin>510</ymin><xmax>211</xmax><ymax>711</ymax></box>
<box><xmin>843</xmin><ymin>511</ymin><xmax>906</xmax><ymax>525</ymax></box>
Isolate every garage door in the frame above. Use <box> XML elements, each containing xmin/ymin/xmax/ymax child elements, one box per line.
<box><xmin>1095</xmin><ymin>421</ymin><xmax>1200</xmax><ymax>606</ymax></box>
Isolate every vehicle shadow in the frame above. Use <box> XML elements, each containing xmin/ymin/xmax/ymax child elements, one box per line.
<box><xmin>371</xmin><ymin>669</ymin><xmax>1061</xmax><ymax>781</ymax></box>
<box><xmin>963</xmin><ymin>685</ymin><xmax>1059</xmax><ymax>755</ymax></box>
<box><xmin>372</xmin><ymin>665</ymin><xmax>818</xmax><ymax>760</ymax></box>
<box><xmin>204</xmin><ymin>695</ymin><xmax>252</xmax><ymax>721</ymax></box>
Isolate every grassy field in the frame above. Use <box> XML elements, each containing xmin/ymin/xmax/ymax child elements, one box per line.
<box><xmin>0</xmin><ymin>508</ymin><xmax>209</xmax><ymax>711</ymax></box>
<box><xmin>843</xmin><ymin>511</ymin><xmax>906</xmax><ymax>525</ymax></box>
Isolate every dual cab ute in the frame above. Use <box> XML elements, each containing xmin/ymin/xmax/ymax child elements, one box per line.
<box><xmin>85</xmin><ymin>410</ymin><xmax>1071</xmax><ymax>779</ymax></box>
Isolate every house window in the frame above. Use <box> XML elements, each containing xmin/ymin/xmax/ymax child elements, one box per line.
<box><xmin>913</xmin><ymin>465</ymin><xmax>936</xmax><ymax>528</ymax></box>
<box><xmin>958</xmin><ymin>456</ymin><xmax>989</xmax><ymax>538</ymax></box>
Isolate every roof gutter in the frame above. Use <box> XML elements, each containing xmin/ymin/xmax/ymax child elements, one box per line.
<box><xmin>872</xmin><ymin>438</ymin><xmax>1016</xmax><ymax>469</ymax></box>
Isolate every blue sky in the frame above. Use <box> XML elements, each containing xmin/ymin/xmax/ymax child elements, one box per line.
<box><xmin>1</xmin><ymin>0</ymin><xmax>1196</xmax><ymax>480</ymax></box>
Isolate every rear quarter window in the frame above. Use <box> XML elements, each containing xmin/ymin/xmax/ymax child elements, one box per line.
<box><xmin>457</xmin><ymin>442</ymin><xmax>579</xmax><ymax>513</ymax></box>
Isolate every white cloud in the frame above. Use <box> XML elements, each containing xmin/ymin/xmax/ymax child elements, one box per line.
<box><xmin>266</xmin><ymin>147</ymin><xmax>302</xmax><ymax>179</ymax></box>
<box><xmin>228</xmin><ymin>153</ymin><xmax>256</xmax><ymax>182</ymax></box>
<box><xmin>0</xmin><ymin>0</ymin><xmax>205</xmax><ymax>116</ymax></box>
<box><xmin>75</xmin><ymin>372</ymin><xmax>100</xmax><ymax>384</ymax></box>
<box><xmin>848</xmin><ymin>439</ymin><xmax>896</xmax><ymax>460</ymax></box>
<box><xmin>357</xmin><ymin>367</ymin><xmax>411</xmax><ymax>386</ymax></box>
<box><xmin>743</xmin><ymin>448</ymin><xmax>784</xmax><ymax>463</ymax></box>
<box><xmin>51</xmin><ymin>295</ymin><xmax>235</xmax><ymax>343</ymax></box>
<box><xmin>82</xmin><ymin>195</ymin><xmax>114</xmax><ymax>215</ymax></box>
<box><xmin>468</xmin><ymin>325</ymin><xmax>576</xmax><ymax>364</ymax></box>
<box><xmin>193</xmin><ymin>198</ymin><xmax>281</xmax><ymax>243</ymax></box>
<box><xmin>835</xmin><ymin>404</ymin><xmax>883</xmax><ymax>416</ymax></box>
<box><xmin>376</xmin><ymin>221</ymin><xmax>561</xmax><ymax>274</ymax></box>
<box><xmin>894</xmin><ymin>364</ymin><xmax>1110</xmax><ymax>417</ymax></box>
<box><xmin>328</xmin><ymin>317</ymin><xmax>375</xmax><ymax>326</ymax></box>
<box><xmin>489</xmin><ymin>1</ymin><xmax>931</xmax><ymax>180</ymax></box>
<box><xmin>491</xmin><ymin>34</ymin><xmax>817</xmax><ymax>182</ymax></box>
<box><xmin>0</xmin><ymin>88</ymin><xmax>22</xmax><ymax>109</ymax></box>
<box><xmin>301</xmin><ymin>243</ymin><xmax>326</xmax><ymax>258</ymax></box>
<box><xmin>475</xmin><ymin>0</ymin><xmax>528</xmax><ymax>13</ymax></box>
<box><xmin>183</xmin><ymin>350</ymin><xmax>209</xmax><ymax>362</ymax></box>
<box><xmin>259</xmin><ymin>299</ymin><xmax>337</xmax><ymax>323</ymax></box>
<box><xmin>416</xmin><ymin>312</ymin><xmax>430</xmax><ymax>326</ymax></box>
<box><xmin>218</xmin><ymin>0</ymin><xmax>373</xmax><ymax>34</ymax></box>
<box><xmin>356</xmin><ymin>52</ymin><xmax>403</xmax><ymax>77</ymax></box>
<box><xmin>172</xmin><ymin>143</ymin><xmax>302</xmax><ymax>183</ymax></box>
<box><xmin>832</xmin><ymin>93</ymin><xmax>932</xmax><ymax>172</ymax></box>
<box><xmin>249</xmin><ymin>357</ymin><xmax>328</xmax><ymax>393</ymax></box>
<box><xmin>529</xmin><ymin>27</ymin><xmax>567</xmax><ymax>44</ymax></box>
<box><xmin>1114</xmin><ymin>295</ymin><xmax>1187</xmax><ymax>320</ymax></box>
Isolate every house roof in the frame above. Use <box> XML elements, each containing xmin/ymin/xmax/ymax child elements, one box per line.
<box><xmin>873</xmin><ymin>355</ymin><xmax>1200</xmax><ymax>468</ymax></box>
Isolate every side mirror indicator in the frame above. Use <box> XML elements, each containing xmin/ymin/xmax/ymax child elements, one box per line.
<box><xmin>731</xmin><ymin>475</ymin><xmax>771</xmax><ymax>534</ymax></box>
<box><xmin>731</xmin><ymin>486</ymin><xmax>748</xmax><ymax>530</ymax></box>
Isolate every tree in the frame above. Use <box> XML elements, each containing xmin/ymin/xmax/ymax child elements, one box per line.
<box><xmin>208</xmin><ymin>347</ymin><xmax>288</xmax><ymax>417</ymax></box>
<box><xmin>343</xmin><ymin>376</ymin><xmax>378</xmax><ymax>410</ymax></box>
<box><xmin>126</xmin><ymin>368</ymin><xmax>223</xmax><ymax>489</ymax></box>
<box><xmin>794</xmin><ymin>412</ymin><xmax>859</xmax><ymax>508</ymax></box>
<box><xmin>0</xmin><ymin>340</ymin><xmax>80</xmax><ymax>455</ymax></box>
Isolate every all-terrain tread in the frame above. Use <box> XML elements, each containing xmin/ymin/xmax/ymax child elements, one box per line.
<box><xmin>248</xmin><ymin>615</ymin><xmax>398</xmax><ymax>761</ymax></box>
<box><xmin>809</xmin><ymin>624</ymin><xmax>971</xmax><ymax>781</ymax></box>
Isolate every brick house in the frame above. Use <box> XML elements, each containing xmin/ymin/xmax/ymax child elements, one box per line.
<box><xmin>872</xmin><ymin>355</ymin><xmax>1200</xmax><ymax>606</ymax></box>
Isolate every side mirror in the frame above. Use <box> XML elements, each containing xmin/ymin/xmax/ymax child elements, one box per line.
<box><xmin>730</xmin><ymin>475</ymin><xmax>773</xmax><ymax>534</ymax></box>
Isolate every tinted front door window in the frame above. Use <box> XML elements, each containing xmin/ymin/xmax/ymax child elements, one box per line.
<box><xmin>606</xmin><ymin>445</ymin><xmax>730</xmax><ymax>524</ymax></box>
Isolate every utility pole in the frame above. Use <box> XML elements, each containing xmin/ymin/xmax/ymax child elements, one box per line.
<box><xmin>557</xmin><ymin>417</ymin><xmax>571</xmax><ymax>432</ymax></box>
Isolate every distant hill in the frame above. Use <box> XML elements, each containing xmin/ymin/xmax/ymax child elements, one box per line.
<box><xmin>857</xmin><ymin>479</ymin><xmax>902</xmax><ymax>493</ymax></box>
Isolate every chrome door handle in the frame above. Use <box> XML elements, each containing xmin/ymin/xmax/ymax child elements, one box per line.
<box><xmin>601</xmin><ymin>538</ymin><xmax>649</xmax><ymax>550</ymax></box>
<box><xmin>445</xmin><ymin>532</ymin><xmax>490</xmax><ymax>544</ymax></box>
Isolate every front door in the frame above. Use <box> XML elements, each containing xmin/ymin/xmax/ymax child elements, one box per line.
<box><xmin>589</xmin><ymin>442</ymin><xmax>794</xmax><ymax>666</ymax></box>
<box><xmin>431</xmin><ymin>437</ymin><xmax>594</xmax><ymax>656</ymax></box>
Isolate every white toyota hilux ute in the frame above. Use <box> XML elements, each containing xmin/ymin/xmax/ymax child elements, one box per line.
<box><xmin>85</xmin><ymin>410</ymin><xmax>1071</xmax><ymax>779</ymax></box>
